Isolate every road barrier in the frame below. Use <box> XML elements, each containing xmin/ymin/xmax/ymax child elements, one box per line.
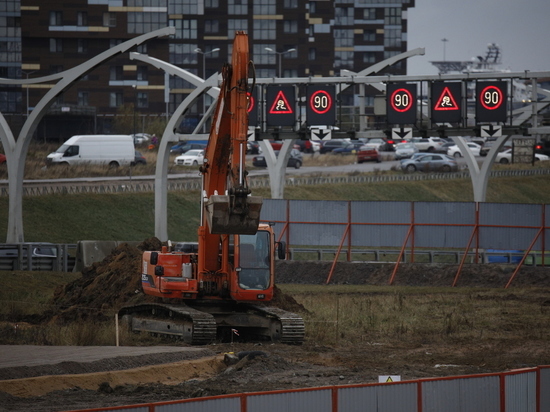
<box><xmin>63</xmin><ymin>365</ymin><xmax>549</xmax><ymax>412</ymax></box>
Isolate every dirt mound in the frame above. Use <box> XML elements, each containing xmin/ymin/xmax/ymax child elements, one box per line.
<box><xmin>45</xmin><ymin>238</ymin><xmax>162</xmax><ymax>324</ymax></box>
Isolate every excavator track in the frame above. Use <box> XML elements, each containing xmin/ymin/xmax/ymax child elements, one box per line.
<box><xmin>247</xmin><ymin>305</ymin><xmax>305</xmax><ymax>344</ymax></box>
<box><xmin>119</xmin><ymin>302</ymin><xmax>305</xmax><ymax>345</ymax></box>
<box><xmin>118</xmin><ymin>303</ymin><xmax>217</xmax><ymax>345</ymax></box>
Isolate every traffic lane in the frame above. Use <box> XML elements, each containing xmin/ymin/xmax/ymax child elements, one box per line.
<box><xmin>0</xmin><ymin>345</ymin><xmax>211</xmax><ymax>368</ymax></box>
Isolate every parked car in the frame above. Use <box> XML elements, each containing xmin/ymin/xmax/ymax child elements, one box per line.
<box><xmin>394</xmin><ymin>142</ymin><xmax>418</xmax><ymax>160</ymax></box>
<box><xmin>380</xmin><ymin>138</ymin><xmax>406</xmax><ymax>151</ymax></box>
<box><xmin>436</xmin><ymin>141</ymin><xmax>458</xmax><ymax>154</ymax></box>
<box><xmin>535</xmin><ymin>140</ymin><xmax>550</xmax><ymax>157</ymax></box>
<box><xmin>356</xmin><ymin>145</ymin><xmax>382</xmax><ymax>163</ymax></box>
<box><xmin>296</xmin><ymin>140</ymin><xmax>320</xmax><ymax>153</ymax></box>
<box><xmin>0</xmin><ymin>153</ymin><xmax>5</xmax><ymax>164</ymax></box>
<box><xmin>132</xmin><ymin>150</ymin><xmax>147</xmax><ymax>166</ymax></box>
<box><xmin>411</xmin><ymin>137</ymin><xmax>444</xmax><ymax>152</ymax></box>
<box><xmin>319</xmin><ymin>139</ymin><xmax>351</xmax><ymax>154</ymax></box>
<box><xmin>247</xmin><ymin>141</ymin><xmax>261</xmax><ymax>154</ymax></box>
<box><xmin>495</xmin><ymin>149</ymin><xmax>550</xmax><ymax>164</ymax></box>
<box><xmin>269</xmin><ymin>140</ymin><xmax>300</xmax><ymax>151</ymax></box>
<box><xmin>447</xmin><ymin>142</ymin><xmax>482</xmax><ymax>158</ymax></box>
<box><xmin>400</xmin><ymin>153</ymin><xmax>458</xmax><ymax>173</ymax></box>
<box><xmin>364</xmin><ymin>138</ymin><xmax>387</xmax><ymax>151</ymax></box>
<box><xmin>252</xmin><ymin>148</ymin><xmax>303</xmax><ymax>169</ymax></box>
<box><xmin>170</xmin><ymin>141</ymin><xmax>207</xmax><ymax>154</ymax></box>
<box><xmin>132</xmin><ymin>133</ymin><xmax>151</xmax><ymax>145</ymax></box>
<box><xmin>332</xmin><ymin>141</ymin><xmax>364</xmax><ymax>155</ymax></box>
<box><xmin>479</xmin><ymin>141</ymin><xmax>511</xmax><ymax>156</ymax></box>
<box><xmin>174</xmin><ymin>149</ymin><xmax>205</xmax><ymax>166</ymax></box>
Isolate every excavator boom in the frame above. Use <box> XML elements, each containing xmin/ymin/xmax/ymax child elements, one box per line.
<box><xmin>202</xmin><ymin>31</ymin><xmax>262</xmax><ymax>235</ymax></box>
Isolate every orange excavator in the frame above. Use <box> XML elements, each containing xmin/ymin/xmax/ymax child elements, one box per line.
<box><xmin>119</xmin><ymin>32</ymin><xmax>304</xmax><ymax>345</ymax></box>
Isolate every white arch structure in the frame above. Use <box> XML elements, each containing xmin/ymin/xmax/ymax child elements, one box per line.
<box><xmin>0</xmin><ymin>27</ymin><xmax>175</xmax><ymax>243</ymax></box>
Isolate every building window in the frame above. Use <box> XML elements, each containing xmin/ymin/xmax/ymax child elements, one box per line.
<box><xmin>128</xmin><ymin>11</ymin><xmax>167</xmax><ymax>34</ymax></box>
<box><xmin>110</xmin><ymin>66</ymin><xmax>123</xmax><ymax>81</ymax></box>
<box><xmin>363</xmin><ymin>8</ymin><xmax>376</xmax><ymax>20</ymax></box>
<box><xmin>283</xmin><ymin>20</ymin><xmax>298</xmax><ymax>34</ymax></box>
<box><xmin>170</xmin><ymin>19</ymin><xmax>197</xmax><ymax>39</ymax></box>
<box><xmin>335</xmin><ymin>7</ymin><xmax>353</xmax><ymax>25</ymax></box>
<box><xmin>0</xmin><ymin>91</ymin><xmax>20</xmax><ymax>113</ymax></box>
<box><xmin>103</xmin><ymin>12</ymin><xmax>116</xmax><ymax>27</ymax></box>
<box><xmin>253</xmin><ymin>0</ymin><xmax>276</xmax><ymax>15</ymax></box>
<box><xmin>228</xmin><ymin>0</ymin><xmax>248</xmax><ymax>15</ymax></box>
<box><xmin>363</xmin><ymin>30</ymin><xmax>376</xmax><ymax>42</ymax></box>
<box><xmin>49</xmin><ymin>11</ymin><xmax>62</xmax><ymax>26</ymax></box>
<box><xmin>384</xmin><ymin>28</ymin><xmax>402</xmax><ymax>48</ymax></box>
<box><xmin>49</xmin><ymin>38</ymin><xmax>62</xmax><ymax>52</ymax></box>
<box><xmin>228</xmin><ymin>20</ymin><xmax>248</xmax><ymax>38</ymax></box>
<box><xmin>385</xmin><ymin>8</ymin><xmax>401</xmax><ymax>25</ymax></box>
<box><xmin>168</xmin><ymin>0</ymin><xmax>199</xmax><ymax>14</ymax></box>
<box><xmin>205</xmin><ymin>20</ymin><xmax>219</xmax><ymax>34</ymax></box>
<box><xmin>137</xmin><ymin>92</ymin><xmax>148</xmax><ymax>108</ymax></box>
<box><xmin>77</xmin><ymin>91</ymin><xmax>89</xmax><ymax>106</ymax></box>
<box><xmin>308</xmin><ymin>48</ymin><xmax>316</xmax><ymax>61</ymax></box>
<box><xmin>110</xmin><ymin>39</ymin><xmax>123</xmax><ymax>48</ymax></box>
<box><xmin>334</xmin><ymin>51</ymin><xmax>353</xmax><ymax>69</ymax></box>
<box><xmin>334</xmin><ymin>29</ymin><xmax>353</xmax><ymax>48</ymax></box>
<box><xmin>284</xmin><ymin>0</ymin><xmax>298</xmax><ymax>8</ymax></box>
<box><xmin>110</xmin><ymin>92</ymin><xmax>123</xmax><ymax>107</ymax></box>
<box><xmin>253</xmin><ymin>20</ymin><xmax>275</xmax><ymax>40</ymax></box>
<box><xmin>77</xmin><ymin>39</ymin><xmax>88</xmax><ymax>54</ymax></box>
<box><xmin>137</xmin><ymin>66</ymin><xmax>148</xmax><ymax>81</ymax></box>
<box><xmin>137</xmin><ymin>44</ymin><xmax>147</xmax><ymax>53</ymax></box>
<box><xmin>169</xmin><ymin>43</ymin><xmax>199</xmax><ymax>65</ymax></box>
<box><xmin>77</xmin><ymin>11</ymin><xmax>88</xmax><ymax>26</ymax></box>
<box><xmin>0</xmin><ymin>40</ymin><xmax>21</xmax><ymax>62</ymax></box>
<box><xmin>253</xmin><ymin>44</ymin><xmax>274</xmax><ymax>65</ymax></box>
<box><xmin>205</xmin><ymin>0</ymin><xmax>219</xmax><ymax>7</ymax></box>
<box><xmin>363</xmin><ymin>52</ymin><xmax>376</xmax><ymax>64</ymax></box>
<box><xmin>50</xmin><ymin>65</ymin><xmax>63</xmax><ymax>74</ymax></box>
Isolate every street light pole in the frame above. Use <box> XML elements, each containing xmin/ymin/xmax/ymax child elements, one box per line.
<box><xmin>264</xmin><ymin>47</ymin><xmax>296</xmax><ymax>78</ymax></box>
<box><xmin>194</xmin><ymin>47</ymin><xmax>220</xmax><ymax>131</ymax></box>
<box><xmin>21</xmin><ymin>70</ymin><xmax>36</xmax><ymax>117</ymax></box>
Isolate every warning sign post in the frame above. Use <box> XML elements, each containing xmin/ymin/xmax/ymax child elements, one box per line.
<box><xmin>266</xmin><ymin>86</ymin><xmax>295</xmax><ymax>127</ymax></box>
<box><xmin>431</xmin><ymin>82</ymin><xmax>462</xmax><ymax>123</ymax></box>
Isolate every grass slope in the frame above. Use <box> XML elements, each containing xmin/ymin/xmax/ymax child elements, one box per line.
<box><xmin>1</xmin><ymin>174</ymin><xmax>550</xmax><ymax>243</ymax></box>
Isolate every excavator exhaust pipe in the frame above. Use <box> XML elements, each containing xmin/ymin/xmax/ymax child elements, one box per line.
<box><xmin>206</xmin><ymin>194</ymin><xmax>263</xmax><ymax>235</ymax></box>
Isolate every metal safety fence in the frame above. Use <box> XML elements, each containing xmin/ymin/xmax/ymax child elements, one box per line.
<box><xmin>64</xmin><ymin>365</ymin><xmax>549</xmax><ymax>412</ymax></box>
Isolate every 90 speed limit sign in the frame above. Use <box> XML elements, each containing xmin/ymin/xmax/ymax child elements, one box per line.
<box><xmin>476</xmin><ymin>81</ymin><xmax>507</xmax><ymax>123</ymax></box>
<box><xmin>386</xmin><ymin>83</ymin><xmax>417</xmax><ymax>124</ymax></box>
<box><xmin>306</xmin><ymin>85</ymin><xmax>336</xmax><ymax>126</ymax></box>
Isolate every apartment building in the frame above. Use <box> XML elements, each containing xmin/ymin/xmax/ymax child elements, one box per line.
<box><xmin>0</xmin><ymin>0</ymin><xmax>415</xmax><ymax>140</ymax></box>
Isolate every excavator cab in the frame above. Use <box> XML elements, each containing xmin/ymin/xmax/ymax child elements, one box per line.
<box><xmin>237</xmin><ymin>232</ymin><xmax>271</xmax><ymax>290</ymax></box>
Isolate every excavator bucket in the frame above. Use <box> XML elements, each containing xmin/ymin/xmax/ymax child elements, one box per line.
<box><xmin>205</xmin><ymin>194</ymin><xmax>263</xmax><ymax>234</ymax></box>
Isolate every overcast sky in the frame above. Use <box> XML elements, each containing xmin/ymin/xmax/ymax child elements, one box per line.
<box><xmin>406</xmin><ymin>0</ymin><xmax>550</xmax><ymax>75</ymax></box>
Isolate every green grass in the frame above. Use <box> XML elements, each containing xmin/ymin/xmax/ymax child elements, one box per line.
<box><xmin>2</xmin><ymin>173</ymin><xmax>550</xmax><ymax>242</ymax></box>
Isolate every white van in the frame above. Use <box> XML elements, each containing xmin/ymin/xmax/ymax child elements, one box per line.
<box><xmin>47</xmin><ymin>135</ymin><xmax>135</xmax><ymax>167</ymax></box>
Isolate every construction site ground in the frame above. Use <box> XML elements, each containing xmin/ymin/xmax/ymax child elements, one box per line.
<box><xmin>0</xmin><ymin>241</ymin><xmax>549</xmax><ymax>412</ymax></box>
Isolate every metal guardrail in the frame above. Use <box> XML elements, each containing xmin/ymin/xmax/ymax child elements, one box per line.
<box><xmin>0</xmin><ymin>243</ymin><xmax>76</xmax><ymax>272</ymax></box>
<box><xmin>1</xmin><ymin>168</ymin><xmax>550</xmax><ymax>197</ymax></box>
<box><xmin>289</xmin><ymin>248</ymin><xmax>545</xmax><ymax>265</ymax></box>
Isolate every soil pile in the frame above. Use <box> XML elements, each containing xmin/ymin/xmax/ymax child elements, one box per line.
<box><xmin>45</xmin><ymin>238</ymin><xmax>162</xmax><ymax>324</ymax></box>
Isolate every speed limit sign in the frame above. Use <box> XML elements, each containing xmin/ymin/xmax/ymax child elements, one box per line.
<box><xmin>387</xmin><ymin>83</ymin><xmax>417</xmax><ymax>124</ymax></box>
<box><xmin>306</xmin><ymin>85</ymin><xmax>336</xmax><ymax>126</ymax></box>
<box><xmin>476</xmin><ymin>81</ymin><xmax>507</xmax><ymax>123</ymax></box>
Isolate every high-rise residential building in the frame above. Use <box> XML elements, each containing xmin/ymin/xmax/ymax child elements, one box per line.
<box><xmin>0</xmin><ymin>0</ymin><xmax>415</xmax><ymax>140</ymax></box>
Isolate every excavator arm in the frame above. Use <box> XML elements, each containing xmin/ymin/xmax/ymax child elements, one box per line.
<box><xmin>200</xmin><ymin>31</ymin><xmax>262</xmax><ymax>236</ymax></box>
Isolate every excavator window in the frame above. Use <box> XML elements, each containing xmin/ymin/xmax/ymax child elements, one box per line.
<box><xmin>238</xmin><ymin>231</ymin><xmax>270</xmax><ymax>290</ymax></box>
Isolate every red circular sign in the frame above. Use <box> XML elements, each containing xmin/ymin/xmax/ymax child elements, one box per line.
<box><xmin>247</xmin><ymin>92</ymin><xmax>255</xmax><ymax>113</ymax></box>
<box><xmin>309</xmin><ymin>90</ymin><xmax>333</xmax><ymax>115</ymax></box>
<box><xmin>390</xmin><ymin>88</ymin><xmax>414</xmax><ymax>113</ymax></box>
<box><xmin>479</xmin><ymin>85</ymin><xmax>504</xmax><ymax>110</ymax></box>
